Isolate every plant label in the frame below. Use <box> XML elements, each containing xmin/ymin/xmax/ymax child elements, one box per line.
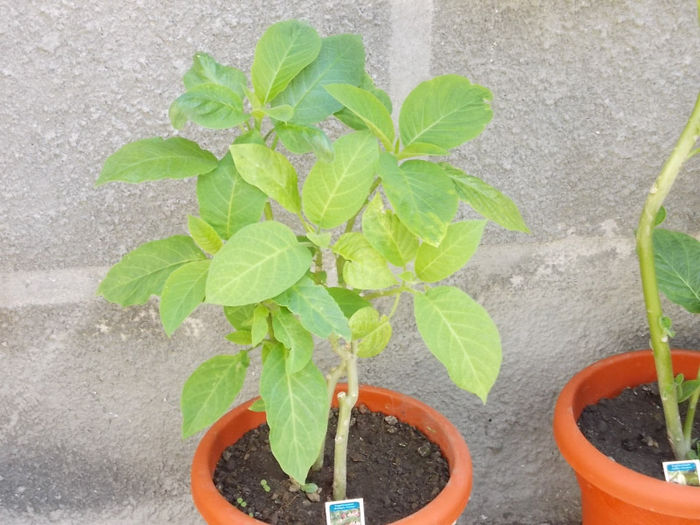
<box><xmin>325</xmin><ymin>498</ymin><xmax>365</xmax><ymax>525</ymax></box>
<box><xmin>662</xmin><ymin>459</ymin><xmax>700</xmax><ymax>486</ymax></box>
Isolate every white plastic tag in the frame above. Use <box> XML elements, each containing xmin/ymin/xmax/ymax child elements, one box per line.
<box><xmin>325</xmin><ymin>498</ymin><xmax>366</xmax><ymax>525</ymax></box>
<box><xmin>662</xmin><ymin>459</ymin><xmax>700</xmax><ymax>486</ymax></box>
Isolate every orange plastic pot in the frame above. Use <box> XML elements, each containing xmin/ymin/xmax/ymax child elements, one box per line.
<box><xmin>553</xmin><ymin>349</ymin><xmax>700</xmax><ymax>524</ymax></box>
<box><xmin>191</xmin><ymin>384</ymin><xmax>472</xmax><ymax>524</ymax></box>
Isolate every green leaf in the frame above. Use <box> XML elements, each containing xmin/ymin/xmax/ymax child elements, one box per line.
<box><xmin>362</xmin><ymin>194</ymin><xmax>418</xmax><ymax>266</ymax></box>
<box><xmin>398</xmin><ymin>142</ymin><xmax>449</xmax><ymax>160</ymax></box>
<box><xmin>334</xmin><ymin>73</ymin><xmax>392</xmax><ymax>130</ymax></box>
<box><xmin>187</xmin><ymin>215</ymin><xmax>223</xmax><ymax>255</ymax></box>
<box><xmin>275</xmin><ymin>276</ymin><xmax>351</xmax><ymax>340</ymax></box>
<box><xmin>302</xmin><ymin>131</ymin><xmax>379</xmax><ymax>229</ymax></box>
<box><xmin>224</xmin><ymin>304</ymin><xmax>256</xmax><ymax>330</ymax></box>
<box><xmin>415</xmin><ymin>220</ymin><xmax>486</xmax><ymax>282</ymax></box>
<box><xmin>181</xmin><ymin>352</ymin><xmax>249</xmax><ymax>438</ymax></box>
<box><xmin>160</xmin><ymin>259</ymin><xmax>210</xmax><ymax>336</ymax></box>
<box><xmin>97</xmin><ymin>137</ymin><xmax>218</xmax><ymax>185</ymax></box>
<box><xmin>653</xmin><ymin>229</ymin><xmax>700</xmax><ymax>313</ymax></box>
<box><xmin>349</xmin><ymin>306</ymin><xmax>392</xmax><ymax>358</ymax></box>
<box><xmin>272</xmin><ymin>308</ymin><xmax>314</xmax><ymax>374</ymax></box>
<box><xmin>325</xmin><ymin>83</ymin><xmax>395</xmax><ymax>149</ymax></box>
<box><xmin>378</xmin><ymin>155</ymin><xmax>458</xmax><ymax>246</ymax></box>
<box><xmin>262</xmin><ymin>104</ymin><xmax>294</xmax><ymax>122</ymax></box>
<box><xmin>230</xmin><ymin>143</ymin><xmax>300</xmax><ymax>213</ymax></box>
<box><xmin>206</xmin><ymin>222</ymin><xmax>312</xmax><ymax>306</ymax></box>
<box><xmin>172</xmin><ymin>83</ymin><xmax>247</xmax><ymax>129</ymax></box>
<box><xmin>272</xmin><ymin>34</ymin><xmax>365</xmax><ymax>125</ymax></box>
<box><xmin>225</xmin><ymin>330</ymin><xmax>252</xmax><ymax>345</ymax></box>
<box><xmin>274</xmin><ymin>122</ymin><xmax>334</xmax><ymax>162</ymax></box>
<box><xmin>679</xmin><ymin>379</ymin><xmax>700</xmax><ymax>403</ymax></box>
<box><xmin>414</xmin><ymin>286</ymin><xmax>501</xmax><ymax>402</ymax></box>
<box><xmin>399</xmin><ymin>75</ymin><xmax>493</xmax><ymax>150</ymax></box>
<box><xmin>259</xmin><ymin>343</ymin><xmax>328</xmax><ymax>483</ymax></box>
<box><xmin>98</xmin><ymin>236</ymin><xmax>206</xmax><ymax>306</ymax></box>
<box><xmin>251</xmin><ymin>304</ymin><xmax>270</xmax><ymax>347</ymax></box>
<box><xmin>183</xmin><ymin>52</ymin><xmax>247</xmax><ymax>97</ymax></box>
<box><xmin>197</xmin><ymin>153</ymin><xmax>267</xmax><ymax>240</ymax></box>
<box><xmin>441</xmin><ymin>163</ymin><xmax>529</xmax><ymax>233</ymax></box>
<box><xmin>252</xmin><ymin>20</ymin><xmax>321</xmax><ymax>103</ymax></box>
<box><xmin>654</xmin><ymin>207</ymin><xmax>667</xmax><ymax>226</ymax></box>
<box><xmin>327</xmin><ymin>287</ymin><xmax>371</xmax><ymax>319</ymax></box>
<box><xmin>306</xmin><ymin>231</ymin><xmax>332</xmax><ymax>249</ymax></box>
<box><xmin>333</xmin><ymin>233</ymin><xmax>397</xmax><ymax>290</ymax></box>
<box><xmin>169</xmin><ymin>99</ymin><xmax>188</xmax><ymax>130</ymax></box>
<box><xmin>248</xmin><ymin>398</ymin><xmax>266</xmax><ymax>412</ymax></box>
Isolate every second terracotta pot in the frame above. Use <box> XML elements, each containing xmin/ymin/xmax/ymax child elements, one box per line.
<box><xmin>553</xmin><ymin>349</ymin><xmax>700</xmax><ymax>524</ymax></box>
<box><xmin>191</xmin><ymin>384</ymin><xmax>473</xmax><ymax>524</ymax></box>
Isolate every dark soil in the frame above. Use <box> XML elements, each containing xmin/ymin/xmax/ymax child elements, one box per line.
<box><xmin>213</xmin><ymin>404</ymin><xmax>450</xmax><ymax>524</ymax></box>
<box><xmin>578</xmin><ymin>382</ymin><xmax>700</xmax><ymax>481</ymax></box>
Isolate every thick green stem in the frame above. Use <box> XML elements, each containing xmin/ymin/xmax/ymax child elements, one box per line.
<box><xmin>332</xmin><ymin>342</ymin><xmax>359</xmax><ymax>500</ymax></box>
<box><xmin>635</xmin><ymin>92</ymin><xmax>700</xmax><ymax>460</ymax></box>
<box><xmin>684</xmin><ymin>367</ymin><xmax>700</xmax><ymax>444</ymax></box>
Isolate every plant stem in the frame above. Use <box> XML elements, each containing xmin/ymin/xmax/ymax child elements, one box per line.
<box><xmin>311</xmin><ymin>362</ymin><xmax>346</xmax><ymax>471</ymax></box>
<box><xmin>332</xmin><ymin>342</ymin><xmax>359</xmax><ymax>500</ymax></box>
<box><xmin>635</xmin><ymin>92</ymin><xmax>700</xmax><ymax>460</ymax></box>
<box><xmin>684</xmin><ymin>367</ymin><xmax>700</xmax><ymax>444</ymax></box>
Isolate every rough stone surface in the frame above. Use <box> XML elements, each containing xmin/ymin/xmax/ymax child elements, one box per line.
<box><xmin>1</xmin><ymin>1</ymin><xmax>699</xmax><ymax>524</ymax></box>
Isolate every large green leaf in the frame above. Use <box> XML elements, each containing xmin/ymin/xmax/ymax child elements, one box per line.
<box><xmin>414</xmin><ymin>286</ymin><xmax>501</xmax><ymax>402</ymax></box>
<box><xmin>324</xmin><ymin>83</ymin><xmax>395</xmax><ymax>149</ymax></box>
<box><xmin>654</xmin><ymin>229</ymin><xmax>700</xmax><ymax>313</ymax></box>
<box><xmin>302</xmin><ymin>131</ymin><xmax>378</xmax><ymax>228</ymax></box>
<box><xmin>378</xmin><ymin>155</ymin><xmax>458</xmax><ymax>246</ymax></box>
<box><xmin>252</xmin><ymin>20</ymin><xmax>321</xmax><ymax>103</ymax></box>
<box><xmin>98</xmin><ymin>236</ymin><xmax>206</xmax><ymax>306</ymax></box>
<box><xmin>415</xmin><ymin>220</ymin><xmax>486</xmax><ymax>283</ymax></box>
<box><xmin>399</xmin><ymin>75</ymin><xmax>493</xmax><ymax>150</ymax></box>
<box><xmin>197</xmin><ymin>153</ymin><xmax>267</xmax><ymax>240</ymax></box>
<box><xmin>230</xmin><ymin>143</ymin><xmax>300</xmax><ymax>213</ymax></box>
<box><xmin>159</xmin><ymin>259</ymin><xmax>210</xmax><ymax>336</ymax></box>
<box><xmin>441</xmin><ymin>163</ymin><xmax>529</xmax><ymax>233</ymax></box>
<box><xmin>334</xmin><ymin>72</ymin><xmax>392</xmax><ymax>131</ymax></box>
<box><xmin>97</xmin><ymin>137</ymin><xmax>217</xmax><ymax>185</ymax></box>
<box><xmin>333</xmin><ymin>233</ymin><xmax>397</xmax><ymax>290</ymax></box>
<box><xmin>274</xmin><ymin>122</ymin><xmax>334</xmax><ymax>162</ymax></box>
<box><xmin>259</xmin><ymin>343</ymin><xmax>328</xmax><ymax>483</ymax></box>
<box><xmin>275</xmin><ymin>276</ymin><xmax>351</xmax><ymax>340</ymax></box>
<box><xmin>272</xmin><ymin>308</ymin><xmax>314</xmax><ymax>374</ymax></box>
<box><xmin>206</xmin><ymin>222</ymin><xmax>312</xmax><ymax>306</ymax></box>
<box><xmin>172</xmin><ymin>83</ymin><xmax>247</xmax><ymax>129</ymax></box>
<box><xmin>183</xmin><ymin>52</ymin><xmax>247</xmax><ymax>96</ymax></box>
<box><xmin>181</xmin><ymin>352</ymin><xmax>249</xmax><ymax>438</ymax></box>
<box><xmin>362</xmin><ymin>194</ymin><xmax>418</xmax><ymax>267</ymax></box>
<box><xmin>187</xmin><ymin>215</ymin><xmax>222</xmax><ymax>255</ymax></box>
<box><xmin>349</xmin><ymin>306</ymin><xmax>392</xmax><ymax>358</ymax></box>
<box><xmin>272</xmin><ymin>34</ymin><xmax>365</xmax><ymax>125</ymax></box>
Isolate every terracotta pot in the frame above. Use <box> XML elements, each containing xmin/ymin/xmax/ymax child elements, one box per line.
<box><xmin>553</xmin><ymin>349</ymin><xmax>700</xmax><ymax>524</ymax></box>
<box><xmin>191</xmin><ymin>384</ymin><xmax>472</xmax><ymax>524</ymax></box>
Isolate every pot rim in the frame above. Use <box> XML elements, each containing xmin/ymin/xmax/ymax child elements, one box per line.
<box><xmin>553</xmin><ymin>349</ymin><xmax>700</xmax><ymax>517</ymax></box>
<box><xmin>191</xmin><ymin>383</ymin><xmax>472</xmax><ymax>525</ymax></box>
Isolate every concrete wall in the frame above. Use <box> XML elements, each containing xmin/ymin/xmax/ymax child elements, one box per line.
<box><xmin>1</xmin><ymin>1</ymin><xmax>698</xmax><ymax>523</ymax></box>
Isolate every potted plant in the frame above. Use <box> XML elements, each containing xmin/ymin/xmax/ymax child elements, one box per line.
<box><xmin>553</xmin><ymin>92</ymin><xmax>700</xmax><ymax>523</ymax></box>
<box><xmin>97</xmin><ymin>19</ymin><xmax>528</xmax><ymax>523</ymax></box>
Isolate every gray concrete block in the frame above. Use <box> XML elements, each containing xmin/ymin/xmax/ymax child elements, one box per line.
<box><xmin>2</xmin><ymin>0</ymin><xmax>699</xmax><ymax>524</ymax></box>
